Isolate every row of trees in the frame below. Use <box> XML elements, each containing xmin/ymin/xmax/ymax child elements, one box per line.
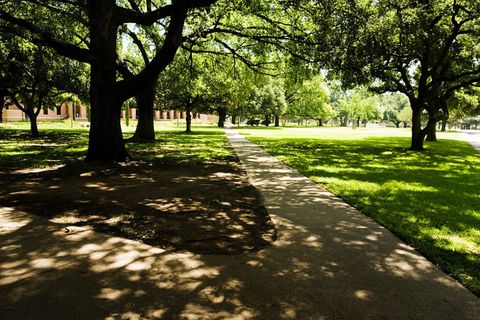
<box><xmin>1</xmin><ymin>0</ymin><xmax>479</xmax><ymax>161</ymax></box>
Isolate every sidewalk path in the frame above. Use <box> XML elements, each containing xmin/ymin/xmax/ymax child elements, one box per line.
<box><xmin>0</xmin><ymin>130</ymin><xmax>479</xmax><ymax>320</ymax></box>
<box><xmin>458</xmin><ymin>130</ymin><xmax>480</xmax><ymax>152</ymax></box>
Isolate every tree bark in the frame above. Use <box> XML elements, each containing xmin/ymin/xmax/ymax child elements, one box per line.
<box><xmin>85</xmin><ymin>2</ymin><xmax>128</xmax><ymax>162</ymax></box>
<box><xmin>441</xmin><ymin>119</ymin><xmax>447</xmax><ymax>132</ymax></box>
<box><xmin>410</xmin><ymin>106</ymin><xmax>425</xmax><ymax>151</ymax></box>
<box><xmin>425</xmin><ymin>125</ymin><xmax>437</xmax><ymax>141</ymax></box>
<box><xmin>129</xmin><ymin>81</ymin><xmax>156</xmax><ymax>142</ymax></box>
<box><xmin>274</xmin><ymin>115</ymin><xmax>280</xmax><ymax>127</ymax></box>
<box><xmin>27</xmin><ymin>110</ymin><xmax>39</xmax><ymax>137</ymax></box>
<box><xmin>185</xmin><ymin>103</ymin><xmax>192</xmax><ymax>133</ymax></box>
<box><xmin>217</xmin><ymin>107</ymin><xmax>226</xmax><ymax>127</ymax></box>
<box><xmin>317</xmin><ymin>119</ymin><xmax>323</xmax><ymax>126</ymax></box>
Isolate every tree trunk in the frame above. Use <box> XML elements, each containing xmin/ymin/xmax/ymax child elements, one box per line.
<box><xmin>425</xmin><ymin>125</ymin><xmax>437</xmax><ymax>141</ymax></box>
<box><xmin>403</xmin><ymin>121</ymin><xmax>408</xmax><ymax>128</ymax></box>
<box><xmin>26</xmin><ymin>109</ymin><xmax>39</xmax><ymax>137</ymax></box>
<box><xmin>441</xmin><ymin>119</ymin><xmax>447</xmax><ymax>132</ymax></box>
<box><xmin>274</xmin><ymin>115</ymin><xmax>280</xmax><ymax>127</ymax></box>
<box><xmin>185</xmin><ymin>103</ymin><xmax>192</xmax><ymax>133</ymax></box>
<box><xmin>231</xmin><ymin>115</ymin><xmax>236</xmax><ymax>125</ymax></box>
<box><xmin>85</xmin><ymin>3</ymin><xmax>128</xmax><ymax>162</ymax></box>
<box><xmin>0</xmin><ymin>93</ymin><xmax>4</xmax><ymax>123</ymax></box>
<box><xmin>394</xmin><ymin>121</ymin><xmax>400</xmax><ymax>128</ymax></box>
<box><xmin>264</xmin><ymin>115</ymin><xmax>271</xmax><ymax>127</ymax></box>
<box><xmin>217</xmin><ymin>107</ymin><xmax>227</xmax><ymax>127</ymax></box>
<box><xmin>317</xmin><ymin>119</ymin><xmax>323</xmax><ymax>126</ymax></box>
<box><xmin>410</xmin><ymin>106</ymin><xmax>425</xmax><ymax>151</ymax></box>
<box><xmin>129</xmin><ymin>81</ymin><xmax>156</xmax><ymax>142</ymax></box>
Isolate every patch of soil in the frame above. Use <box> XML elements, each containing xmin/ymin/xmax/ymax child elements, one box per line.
<box><xmin>0</xmin><ymin>157</ymin><xmax>276</xmax><ymax>254</ymax></box>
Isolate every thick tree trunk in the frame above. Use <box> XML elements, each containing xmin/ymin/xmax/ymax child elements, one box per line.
<box><xmin>317</xmin><ymin>119</ymin><xmax>323</xmax><ymax>126</ymax></box>
<box><xmin>217</xmin><ymin>107</ymin><xmax>227</xmax><ymax>127</ymax></box>
<box><xmin>129</xmin><ymin>82</ymin><xmax>156</xmax><ymax>142</ymax></box>
<box><xmin>274</xmin><ymin>115</ymin><xmax>280</xmax><ymax>127</ymax></box>
<box><xmin>185</xmin><ymin>103</ymin><xmax>192</xmax><ymax>133</ymax></box>
<box><xmin>394</xmin><ymin>121</ymin><xmax>400</xmax><ymax>128</ymax></box>
<box><xmin>231</xmin><ymin>115</ymin><xmax>236</xmax><ymax>125</ymax></box>
<box><xmin>410</xmin><ymin>106</ymin><xmax>425</xmax><ymax>151</ymax></box>
<box><xmin>86</xmin><ymin>3</ymin><xmax>128</xmax><ymax>162</ymax></box>
<box><xmin>403</xmin><ymin>122</ymin><xmax>408</xmax><ymax>128</ymax></box>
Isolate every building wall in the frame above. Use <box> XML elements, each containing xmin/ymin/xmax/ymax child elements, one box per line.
<box><xmin>2</xmin><ymin>103</ymin><xmax>88</xmax><ymax>121</ymax></box>
<box><xmin>2</xmin><ymin>103</ymin><xmax>218</xmax><ymax>124</ymax></box>
<box><xmin>120</xmin><ymin>109</ymin><xmax>218</xmax><ymax>123</ymax></box>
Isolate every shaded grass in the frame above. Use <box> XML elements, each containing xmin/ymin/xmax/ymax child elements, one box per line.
<box><xmin>0</xmin><ymin>125</ymin><xmax>232</xmax><ymax>168</ymax></box>
<box><xmin>242</xmin><ymin>127</ymin><xmax>480</xmax><ymax>296</ymax></box>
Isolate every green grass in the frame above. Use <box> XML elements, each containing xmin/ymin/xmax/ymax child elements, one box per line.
<box><xmin>239</xmin><ymin>126</ymin><xmax>480</xmax><ymax>296</ymax></box>
<box><xmin>0</xmin><ymin>121</ymin><xmax>231</xmax><ymax>168</ymax></box>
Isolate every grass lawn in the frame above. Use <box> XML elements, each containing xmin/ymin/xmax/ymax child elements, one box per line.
<box><xmin>0</xmin><ymin>121</ymin><xmax>230</xmax><ymax>167</ymax></box>
<box><xmin>0</xmin><ymin>121</ymin><xmax>275</xmax><ymax>254</ymax></box>
<box><xmin>238</xmin><ymin>126</ymin><xmax>480</xmax><ymax>296</ymax></box>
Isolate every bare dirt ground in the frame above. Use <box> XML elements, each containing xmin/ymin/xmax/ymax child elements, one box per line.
<box><xmin>0</xmin><ymin>156</ymin><xmax>276</xmax><ymax>254</ymax></box>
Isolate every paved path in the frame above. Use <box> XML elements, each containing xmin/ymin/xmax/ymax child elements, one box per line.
<box><xmin>458</xmin><ymin>130</ymin><xmax>480</xmax><ymax>152</ymax></box>
<box><xmin>0</xmin><ymin>130</ymin><xmax>479</xmax><ymax>320</ymax></box>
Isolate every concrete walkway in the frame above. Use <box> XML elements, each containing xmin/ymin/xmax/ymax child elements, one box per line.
<box><xmin>0</xmin><ymin>130</ymin><xmax>479</xmax><ymax>320</ymax></box>
<box><xmin>459</xmin><ymin>130</ymin><xmax>480</xmax><ymax>152</ymax></box>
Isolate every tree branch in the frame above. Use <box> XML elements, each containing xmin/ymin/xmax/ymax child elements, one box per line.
<box><xmin>0</xmin><ymin>9</ymin><xmax>94</xmax><ymax>63</ymax></box>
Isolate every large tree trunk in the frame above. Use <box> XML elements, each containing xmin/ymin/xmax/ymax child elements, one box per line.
<box><xmin>231</xmin><ymin>115</ymin><xmax>236</xmax><ymax>125</ymax></box>
<box><xmin>393</xmin><ymin>121</ymin><xmax>400</xmax><ymax>128</ymax></box>
<box><xmin>274</xmin><ymin>115</ymin><xmax>280</xmax><ymax>127</ymax></box>
<box><xmin>217</xmin><ymin>107</ymin><xmax>227</xmax><ymax>127</ymax></box>
<box><xmin>410</xmin><ymin>106</ymin><xmax>425</xmax><ymax>151</ymax></box>
<box><xmin>185</xmin><ymin>103</ymin><xmax>192</xmax><ymax>133</ymax></box>
<box><xmin>129</xmin><ymin>81</ymin><xmax>156</xmax><ymax>142</ymax></box>
<box><xmin>86</xmin><ymin>3</ymin><xmax>128</xmax><ymax>162</ymax></box>
<box><xmin>317</xmin><ymin>119</ymin><xmax>323</xmax><ymax>126</ymax></box>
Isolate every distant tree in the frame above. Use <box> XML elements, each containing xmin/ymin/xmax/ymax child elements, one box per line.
<box><xmin>1</xmin><ymin>33</ymin><xmax>86</xmax><ymax>136</ymax></box>
<box><xmin>337</xmin><ymin>87</ymin><xmax>378</xmax><ymax>129</ymax></box>
<box><xmin>380</xmin><ymin>93</ymin><xmax>410</xmax><ymax>128</ymax></box>
<box><xmin>291</xmin><ymin>75</ymin><xmax>332</xmax><ymax>126</ymax></box>
<box><xmin>329</xmin><ymin>0</ymin><xmax>480</xmax><ymax>149</ymax></box>
<box><xmin>250</xmin><ymin>78</ymin><xmax>287</xmax><ymax>126</ymax></box>
<box><xmin>397</xmin><ymin>106</ymin><xmax>413</xmax><ymax>128</ymax></box>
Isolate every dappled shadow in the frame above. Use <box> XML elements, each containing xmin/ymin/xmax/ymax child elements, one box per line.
<box><xmin>1</xmin><ymin>129</ymin><xmax>479</xmax><ymax>319</ymax></box>
<box><xmin>246</xmin><ymin>134</ymin><xmax>480</xmax><ymax>293</ymax></box>
<box><xmin>0</xmin><ymin>158</ymin><xmax>275</xmax><ymax>255</ymax></box>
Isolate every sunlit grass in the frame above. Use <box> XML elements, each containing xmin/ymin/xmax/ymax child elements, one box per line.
<box><xmin>241</xmin><ymin>126</ymin><xmax>480</xmax><ymax>296</ymax></box>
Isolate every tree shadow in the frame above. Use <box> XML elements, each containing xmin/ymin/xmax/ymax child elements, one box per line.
<box><xmin>248</xmin><ymin>135</ymin><xmax>480</xmax><ymax>295</ymax></box>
